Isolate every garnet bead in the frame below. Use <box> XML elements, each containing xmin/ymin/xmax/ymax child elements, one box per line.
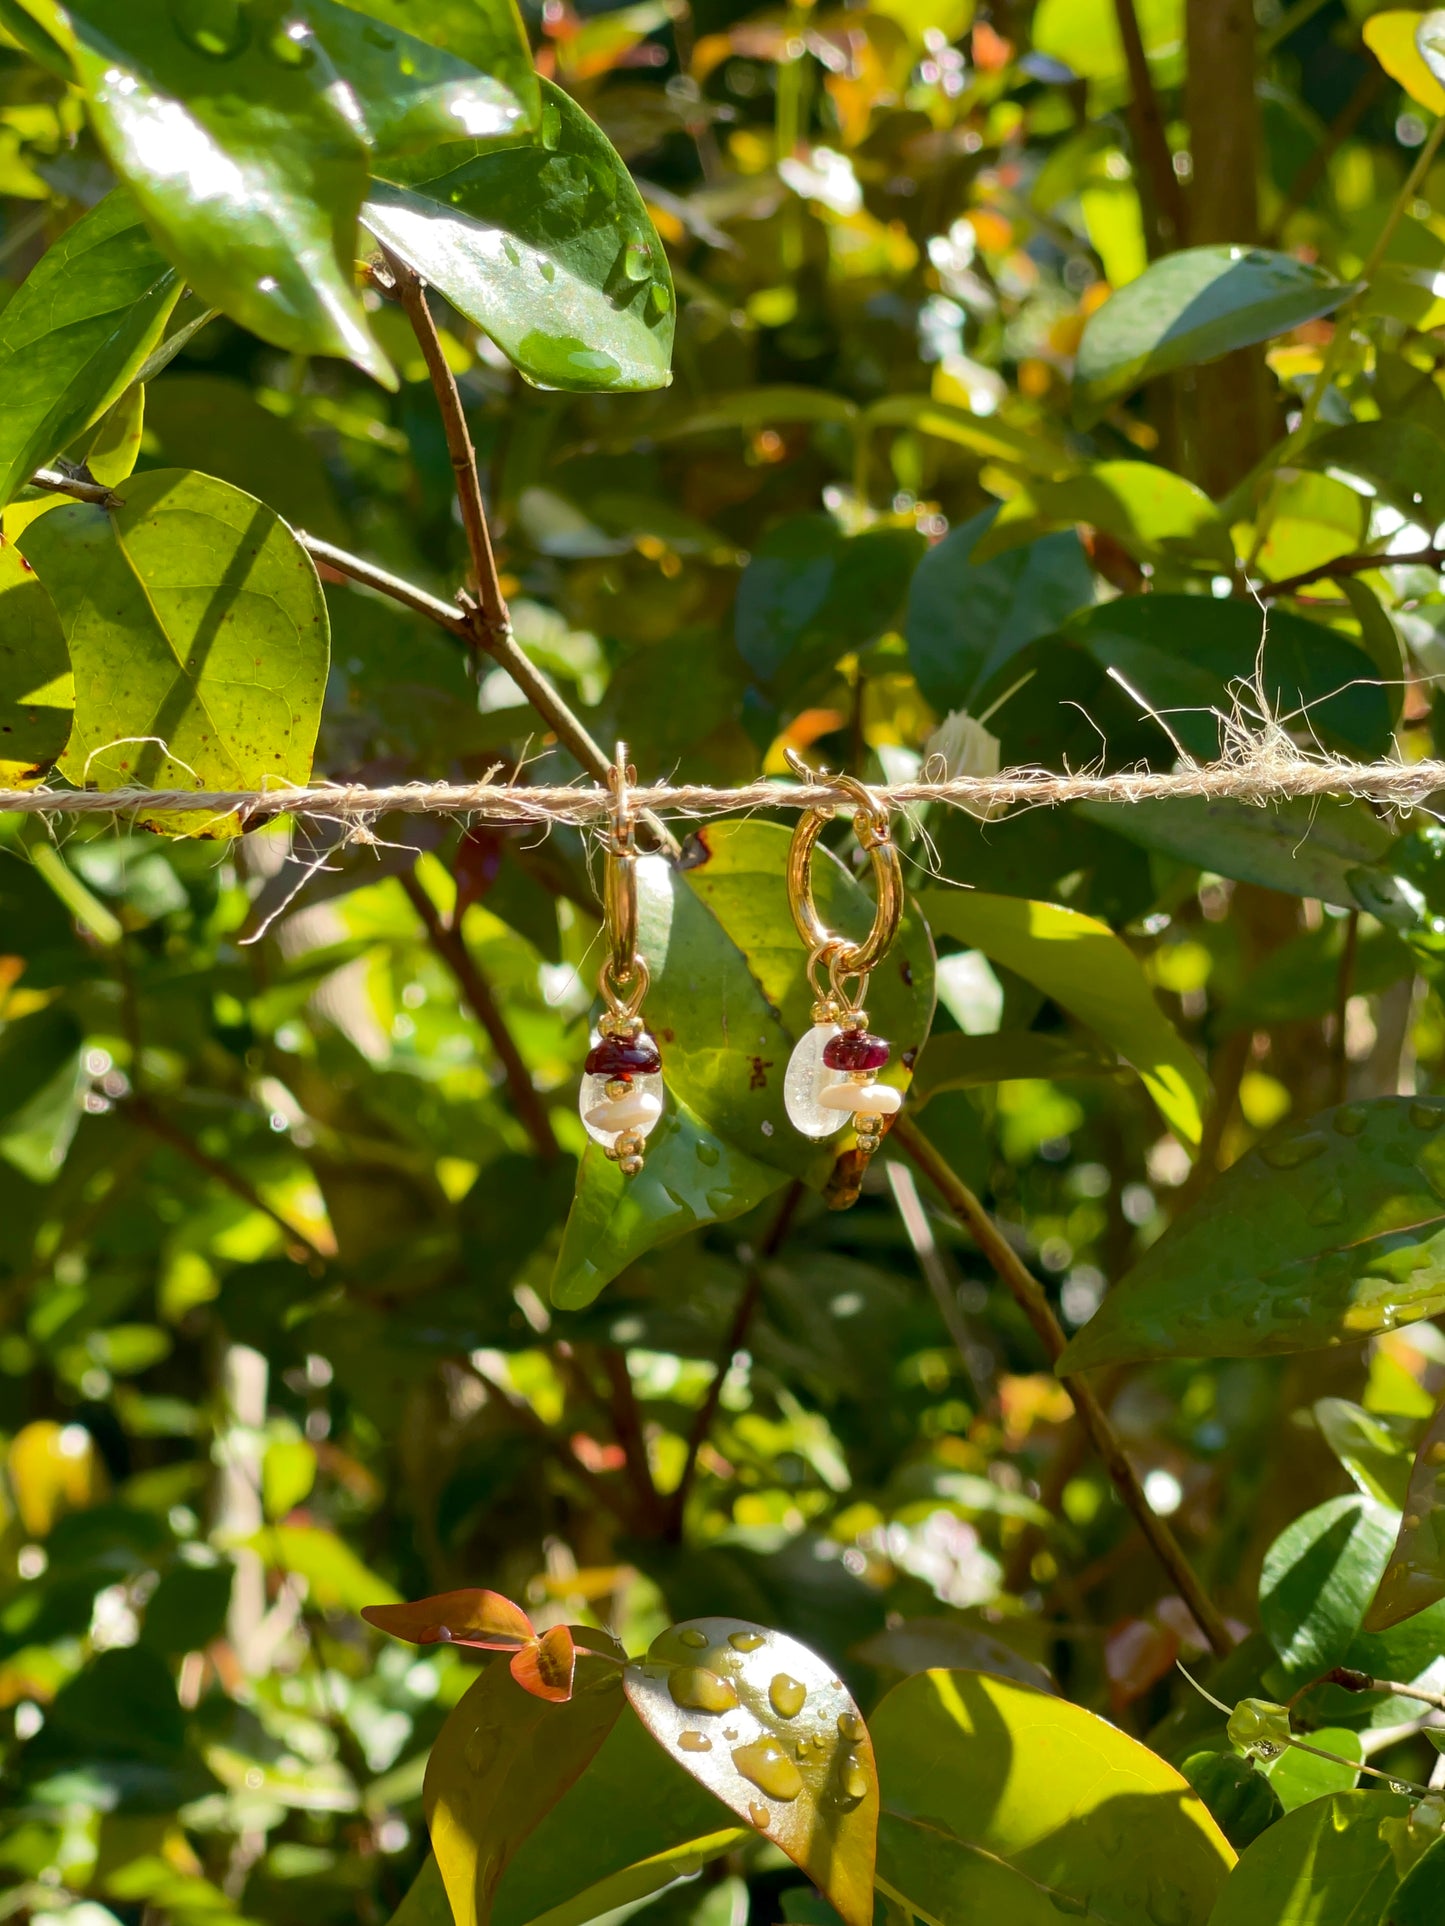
<box><xmin>585</xmin><ymin>1032</ymin><xmax>662</xmax><ymax>1079</ymax></box>
<box><xmin>822</xmin><ymin>1031</ymin><xmax>890</xmax><ymax>1073</ymax></box>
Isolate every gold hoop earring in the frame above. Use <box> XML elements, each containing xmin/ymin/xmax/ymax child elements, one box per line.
<box><xmin>578</xmin><ymin>744</ymin><xmax>663</xmax><ymax>1176</ymax></box>
<box><xmin>782</xmin><ymin>753</ymin><xmax>903</xmax><ymax>1162</ymax></box>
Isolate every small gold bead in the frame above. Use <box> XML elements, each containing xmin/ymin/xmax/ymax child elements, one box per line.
<box><xmin>618</xmin><ymin>1151</ymin><xmax>644</xmax><ymax>1175</ymax></box>
<box><xmin>811</xmin><ymin>998</ymin><xmax>837</xmax><ymax>1026</ymax></box>
<box><xmin>621</xmin><ymin>1014</ymin><xmax>644</xmax><ymax>1040</ymax></box>
<box><xmin>840</xmin><ymin>1008</ymin><xmax>868</xmax><ymax>1033</ymax></box>
<box><xmin>605</xmin><ymin>1077</ymin><xmax>631</xmax><ymax>1101</ymax></box>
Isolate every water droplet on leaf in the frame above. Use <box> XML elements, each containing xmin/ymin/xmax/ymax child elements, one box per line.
<box><xmin>169</xmin><ymin>0</ymin><xmax>249</xmax><ymax>59</ymax></box>
<box><xmin>728</xmin><ymin>1631</ymin><xmax>765</xmax><ymax>1652</ymax></box>
<box><xmin>769</xmin><ymin>1673</ymin><xmax>807</xmax><ymax>1718</ymax></box>
<box><xmin>732</xmin><ymin>1738</ymin><xmax>803</xmax><ymax>1802</ymax></box>
<box><xmin>678</xmin><ymin>1730</ymin><xmax>712</xmax><ymax>1752</ymax></box>
<box><xmin>1260</xmin><ymin>1132</ymin><xmax>1327</xmax><ymax>1170</ymax></box>
<box><xmin>668</xmin><ymin>1667</ymin><xmax>738</xmax><ymax>1714</ymax></box>
<box><xmin>837</xmin><ymin>1712</ymin><xmax>863</xmax><ymax>1741</ymax></box>
<box><xmin>1411</xmin><ymin>1103</ymin><xmax>1445</xmax><ymax>1131</ymax></box>
<box><xmin>1334</xmin><ymin>1104</ymin><xmax>1369</xmax><ymax>1137</ymax></box>
<box><xmin>1145</xmin><ymin>1877</ymin><xmax>1191</xmax><ymax>1926</ymax></box>
<box><xmin>622</xmin><ymin>239</ymin><xmax>652</xmax><ymax>281</ymax></box>
<box><xmin>747</xmin><ymin>1802</ymin><xmax>769</xmax><ymax>1829</ymax></box>
<box><xmin>678</xmin><ymin>1628</ymin><xmax>709</xmax><ymax>1648</ymax></box>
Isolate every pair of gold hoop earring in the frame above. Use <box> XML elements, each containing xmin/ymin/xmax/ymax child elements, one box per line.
<box><xmin>580</xmin><ymin>745</ymin><xmax>903</xmax><ymax>1178</ymax></box>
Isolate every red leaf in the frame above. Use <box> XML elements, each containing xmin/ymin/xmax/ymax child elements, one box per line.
<box><xmin>362</xmin><ymin>1588</ymin><xmax>535</xmax><ymax>1650</ymax></box>
<box><xmin>509</xmin><ymin>1624</ymin><xmax>576</xmax><ymax>1702</ymax></box>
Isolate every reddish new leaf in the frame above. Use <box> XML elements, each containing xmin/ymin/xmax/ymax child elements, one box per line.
<box><xmin>510</xmin><ymin>1623</ymin><xmax>577</xmax><ymax>1703</ymax></box>
<box><xmin>362</xmin><ymin>1587</ymin><xmax>535</xmax><ymax>1651</ymax></box>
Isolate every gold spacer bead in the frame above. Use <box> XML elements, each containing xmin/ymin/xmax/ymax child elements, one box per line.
<box><xmin>812</xmin><ymin>998</ymin><xmax>838</xmax><ymax>1026</ymax></box>
<box><xmin>605</xmin><ymin>1077</ymin><xmax>631</xmax><ymax>1101</ymax></box>
<box><xmin>618</xmin><ymin>1150</ymin><xmax>644</xmax><ymax>1175</ymax></box>
<box><xmin>840</xmin><ymin>1008</ymin><xmax>869</xmax><ymax>1032</ymax></box>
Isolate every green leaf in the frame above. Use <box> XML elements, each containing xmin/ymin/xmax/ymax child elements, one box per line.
<box><xmin>1297</xmin><ymin>419</ymin><xmax>1445</xmax><ymax>535</ymax></box>
<box><xmin>652</xmin><ymin>386</ymin><xmax>860</xmax><ymax>439</ymax></box>
<box><xmin>387</xmin><ymin>1857</ymin><xmax>452</xmax><ymax>1926</ymax></box>
<box><xmin>624</xmin><ymin>1617</ymin><xmax>877</xmax><ymax>1926</ymax></box>
<box><xmin>552</xmin><ymin>822</ymin><xmax>935</xmax><ymax>1306</ymax></box>
<box><xmin>1178</xmin><ymin>1752</ymin><xmax>1283</xmax><ymax>1853</ymax></box>
<box><xmin>247</xmin><ymin>1523</ymin><xmax>397</xmax><ymax>1612</ymax></box>
<box><xmin>0</xmin><ymin>546</ymin><xmax>71</xmax><ymax>784</ymax></box>
<box><xmin>1366</xmin><ymin>1391</ymin><xmax>1445</xmax><ymax>1631</ymax></box>
<box><xmin>492</xmin><ymin>1700</ymin><xmax>747</xmax><ymax>1926</ymax></box>
<box><xmin>1206</xmin><ymin>1791</ymin><xmax>1411</xmax><ymax>1926</ymax></box>
<box><xmin>1262</xmin><ymin>1495</ymin><xmax>1405</xmax><ymax>1681</ymax></box>
<box><xmin>0</xmin><ymin>1007</ymin><xmax>82</xmax><ymax>1131</ymax></box>
<box><xmin>551</xmin><ymin>1100</ymin><xmax>786</xmax><ymax>1312</ymax></box>
<box><xmin>862</xmin><ymin>394</ymin><xmax>1076</xmax><ymax>477</ymax></box>
<box><xmin>1077</xmin><ymin>797</ymin><xmax>1394</xmax><ymax>908</ymax></box>
<box><xmin>305</xmin><ymin>0</ymin><xmax>538</xmax><ymax>159</ymax></box>
<box><xmin>1261</xmin><ymin>1728</ymin><xmax>1361</xmax><ymax>1812</ymax></box>
<box><xmin>1057</xmin><ymin>1097</ymin><xmax>1445</xmax><ymax>1371</ymax></box>
<box><xmin>1315</xmin><ymin>1398</ymin><xmax>1417</xmax><ymax>1510</ymax></box>
<box><xmin>870</xmin><ymin>1669</ymin><xmax>1234</xmax><ymax>1926</ymax></box>
<box><xmin>904</xmin><ymin>506</ymin><xmax>1094</xmax><ymax>715</ymax></box>
<box><xmin>363</xmin><ymin>81</ymin><xmax>674</xmax><ymax>393</ymax></box>
<box><xmin>1385</xmin><ymin>1831</ymin><xmax>1445</xmax><ymax>1926</ymax></box>
<box><xmin>912</xmin><ymin>1030</ymin><xmax>1122</xmax><ymax>1105</ymax></box>
<box><xmin>734</xmin><ymin>514</ymin><xmax>925</xmax><ymax>704</ymax></box>
<box><xmin>916</xmin><ymin>887</ymin><xmax>1208</xmax><ymax>1146</ymax></box>
<box><xmin>0</xmin><ymin>189</ymin><xmax>180</xmax><ymax>510</ymax></box>
<box><xmin>1074</xmin><ymin>247</ymin><xmax>1355</xmax><ymax>425</ymax></box>
<box><xmin>852</xmin><ymin>1618</ymin><xmax>1057</xmax><ymax>1694</ymax></box>
<box><xmin>974</xmin><ymin>461</ymin><xmax>1233</xmax><ymax>569</ymax></box>
<box><xmin>1032</xmin><ymin>0</ymin><xmax>1182</xmax><ymax>85</ymax></box>
<box><xmin>19</xmin><ymin>469</ymin><xmax>330</xmax><ymax>836</ymax></box>
<box><xmin>427</xmin><ymin>1634</ymin><xmax>628</xmax><ymax>1926</ymax></box>
<box><xmin>58</xmin><ymin>0</ymin><xmax>390</xmax><ymax>384</ymax></box>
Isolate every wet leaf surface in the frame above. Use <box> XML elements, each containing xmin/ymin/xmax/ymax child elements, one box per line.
<box><xmin>1207</xmin><ymin>1790</ymin><xmax>1411</xmax><ymax>1926</ymax></box>
<box><xmin>1366</xmin><ymin>1390</ymin><xmax>1445</xmax><ymax>1631</ymax></box>
<box><xmin>0</xmin><ymin>545</ymin><xmax>70</xmax><ymax>783</ymax></box>
<box><xmin>624</xmin><ymin>1616</ymin><xmax>878</xmax><ymax>1926</ymax></box>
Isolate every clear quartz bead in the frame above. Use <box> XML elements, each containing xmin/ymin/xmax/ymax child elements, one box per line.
<box><xmin>580</xmin><ymin>1069</ymin><xmax>665</xmax><ymax>1148</ymax></box>
<box><xmin>784</xmin><ymin>1022</ymin><xmax>848</xmax><ymax>1139</ymax></box>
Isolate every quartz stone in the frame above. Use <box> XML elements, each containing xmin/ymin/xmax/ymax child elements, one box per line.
<box><xmin>822</xmin><ymin>1031</ymin><xmax>890</xmax><ymax>1073</ymax></box>
<box><xmin>783</xmin><ymin>1023</ymin><xmax>848</xmax><ymax>1139</ymax></box>
<box><xmin>580</xmin><ymin>1069</ymin><xmax>665</xmax><ymax>1147</ymax></box>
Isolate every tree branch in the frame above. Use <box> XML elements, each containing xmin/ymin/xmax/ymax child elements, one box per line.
<box><xmin>1255</xmin><ymin>545</ymin><xmax>1445</xmax><ymax>600</ymax></box>
<box><xmin>666</xmin><ymin>1180</ymin><xmax>804</xmax><ymax>1539</ymax></box>
<box><xmin>598</xmin><ymin>1346</ymin><xmax>669</xmax><ymax>1534</ymax></box>
<box><xmin>299</xmin><ymin>533</ymin><xmax>475</xmax><ymax>639</ymax></box>
<box><xmin>32</xmin><ymin>465</ymin><xmax>125</xmax><ymax>508</ymax></box>
<box><xmin>126</xmin><ymin>1096</ymin><xmax>329</xmax><ymax>1264</ymax></box>
<box><xmin>398</xmin><ymin>868</ymin><xmax>560</xmax><ymax>1162</ymax></box>
<box><xmin>1112</xmin><ymin>0</ymin><xmax>1186</xmax><ymax>254</ymax></box>
<box><xmin>891</xmin><ymin>1114</ymin><xmax>1235</xmax><ymax>1657</ymax></box>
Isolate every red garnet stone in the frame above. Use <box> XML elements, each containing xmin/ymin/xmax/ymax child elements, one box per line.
<box><xmin>823</xmin><ymin>1031</ymin><xmax>890</xmax><ymax>1073</ymax></box>
<box><xmin>585</xmin><ymin>1033</ymin><xmax>662</xmax><ymax>1079</ymax></box>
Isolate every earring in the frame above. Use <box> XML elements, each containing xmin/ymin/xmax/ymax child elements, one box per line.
<box><xmin>783</xmin><ymin>756</ymin><xmax>903</xmax><ymax>1164</ymax></box>
<box><xmin>579</xmin><ymin>745</ymin><xmax>663</xmax><ymax>1176</ymax></box>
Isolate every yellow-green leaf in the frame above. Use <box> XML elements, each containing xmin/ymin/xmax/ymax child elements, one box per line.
<box><xmin>1366</xmin><ymin>1389</ymin><xmax>1445</xmax><ymax>1631</ymax></box>
<box><xmin>1365</xmin><ymin>11</ymin><xmax>1445</xmax><ymax>115</ymax></box>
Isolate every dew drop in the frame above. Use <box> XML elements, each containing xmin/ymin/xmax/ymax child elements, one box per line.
<box><xmin>1260</xmin><ymin>1132</ymin><xmax>1328</xmax><ymax>1170</ymax></box>
<box><xmin>540</xmin><ymin>99</ymin><xmax>562</xmax><ymax>148</ymax></box>
<box><xmin>837</xmin><ymin>1712</ymin><xmax>864</xmax><ymax>1741</ymax></box>
<box><xmin>668</xmin><ymin>1667</ymin><xmax>738</xmax><ymax>1714</ymax></box>
<box><xmin>1405</xmin><ymin>1514</ymin><xmax>1422</xmax><ymax>1530</ymax></box>
<box><xmin>678</xmin><ymin>1730</ymin><xmax>712</xmax><ymax>1752</ymax></box>
<box><xmin>540</xmin><ymin>260</ymin><xmax>557</xmax><ymax>283</ymax></box>
<box><xmin>622</xmin><ymin>239</ymin><xmax>653</xmax><ymax>281</ymax></box>
<box><xmin>769</xmin><ymin>1673</ymin><xmax>807</xmax><ymax>1719</ymax></box>
<box><xmin>1412</xmin><ymin>1102</ymin><xmax>1445</xmax><ymax>1131</ymax></box>
<box><xmin>732</xmin><ymin>1738</ymin><xmax>804</xmax><ymax>1802</ymax></box>
<box><xmin>696</xmin><ymin>1139</ymin><xmax>720</xmax><ymax>1167</ymax></box>
<box><xmin>678</xmin><ymin>1628</ymin><xmax>709</xmax><ymax>1648</ymax></box>
<box><xmin>169</xmin><ymin>0</ymin><xmax>249</xmax><ymax>59</ymax></box>
<box><xmin>729</xmin><ymin>1631</ymin><xmax>765</xmax><ymax>1652</ymax></box>
<box><xmin>1429</xmin><ymin>1441</ymin><xmax>1445</xmax><ymax>1464</ymax></box>
<box><xmin>748</xmin><ymin>1802</ymin><xmax>770</xmax><ymax>1829</ymax></box>
<box><xmin>1048</xmin><ymin>1891</ymin><xmax>1089</xmax><ymax>1917</ymax></box>
<box><xmin>648</xmin><ymin>283</ymin><xmax>672</xmax><ymax>317</ymax></box>
<box><xmin>1309</xmin><ymin>1184</ymin><xmax>1346</xmax><ymax>1227</ymax></box>
<box><xmin>724</xmin><ymin>1727</ymin><xmax>738</xmax><ymax>1741</ymax></box>
<box><xmin>840</xmin><ymin>1752</ymin><xmax>869</xmax><ymax>1804</ymax></box>
<box><xmin>1334</xmin><ymin>1104</ymin><xmax>1369</xmax><ymax>1137</ymax></box>
<box><xmin>502</xmin><ymin>238</ymin><xmax>521</xmax><ymax>267</ymax></box>
<box><xmin>1144</xmin><ymin>1877</ymin><xmax>1191</xmax><ymax>1926</ymax></box>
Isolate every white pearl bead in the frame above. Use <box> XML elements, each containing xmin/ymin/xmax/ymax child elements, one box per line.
<box><xmin>585</xmin><ymin>1089</ymin><xmax>663</xmax><ymax>1132</ymax></box>
<box><xmin>816</xmin><ymin>1081</ymin><xmax>902</xmax><ymax>1116</ymax></box>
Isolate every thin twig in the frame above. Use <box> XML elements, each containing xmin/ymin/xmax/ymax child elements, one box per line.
<box><xmin>667</xmin><ymin>1181</ymin><xmax>804</xmax><ymax>1538</ymax></box>
<box><xmin>468</xmin><ymin>1353</ymin><xmax>641</xmax><ymax>1528</ymax></box>
<box><xmin>1112</xmin><ymin>0</ymin><xmax>1186</xmax><ymax>253</ymax></box>
<box><xmin>399</xmin><ymin>869</ymin><xmax>560</xmax><ymax>1162</ymax></box>
<box><xmin>598</xmin><ymin>1346</ymin><xmax>669</xmax><ymax>1534</ymax></box>
<box><xmin>1256</xmin><ymin>544</ymin><xmax>1445</xmax><ymax>600</ymax></box>
<box><xmin>892</xmin><ymin>1113</ymin><xmax>1235</xmax><ymax>1657</ymax></box>
<box><xmin>126</xmin><ymin>1096</ymin><xmax>329</xmax><ymax>1263</ymax></box>
<box><xmin>31</xmin><ymin>466</ymin><xmax>125</xmax><ymax>508</ymax></box>
<box><xmin>885</xmin><ymin>1160</ymin><xmax>993</xmax><ymax>1397</ymax></box>
<box><xmin>1326</xmin><ymin>1666</ymin><xmax>1445</xmax><ymax>1716</ymax></box>
<box><xmin>299</xmin><ymin>533</ymin><xmax>474</xmax><ymax>639</ymax></box>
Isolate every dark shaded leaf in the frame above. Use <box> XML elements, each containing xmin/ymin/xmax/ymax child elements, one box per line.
<box><xmin>1366</xmin><ymin>1390</ymin><xmax>1445</xmax><ymax>1631</ymax></box>
<box><xmin>1206</xmin><ymin>1791</ymin><xmax>1410</xmax><ymax>1926</ymax></box>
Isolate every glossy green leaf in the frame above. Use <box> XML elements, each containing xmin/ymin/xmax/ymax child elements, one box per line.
<box><xmin>974</xmin><ymin>461</ymin><xmax>1233</xmax><ymax>569</ymax></box>
<box><xmin>427</xmin><ymin>1633</ymin><xmax>627</xmax><ymax>1926</ymax></box>
<box><xmin>652</xmin><ymin>386</ymin><xmax>860</xmax><ymax>439</ymax></box>
<box><xmin>306</xmin><ymin>0</ymin><xmax>538</xmax><ymax>158</ymax></box>
<box><xmin>912</xmin><ymin>1029</ymin><xmax>1122</xmax><ymax>1105</ymax></box>
<box><xmin>1206</xmin><ymin>1791</ymin><xmax>1411</xmax><ymax>1926</ymax></box>
<box><xmin>917</xmin><ymin>888</ymin><xmax>1208</xmax><ymax>1145</ymax></box>
<box><xmin>1032</xmin><ymin>0</ymin><xmax>1182</xmax><ymax>85</ymax></box>
<box><xmin>870</xmin><ymin>1670</ymin><xmax>1234</xmax><ymax>1926</ymax></box>
<box><xmin>363</xmin><ymin>81</ymin><xmax>673</xmax><ymax>393</ymax></box>
<box><xmin>734</xmin><ymin>514</ymin><xmax>924</xmax><ymax>703</ymax></box>
<box><xmin>492</xmin><ymin>1699</ymin><xmax>747</xmax><ymax>1926</ymax></box>
<box><xmin>387</xmin><ymin>1856</ymin><xmax>452</xmax><ymax>1926</ymax></box>
<box><xmin>1385</xmin><ymin>1830</ymin><xmax>1445</xmax><ymax>1925</ymax></box>
<box><xmin>0</xmin><ymin>189</ymin><xmax>180</xmax><ymax>510</ymax></box>
<box><xmin>1315</xmin><ymin>1398</ymin><xmax>1416</xmax><ymax>1510</ymax></box>
<box><xmin>57</xmin><ymin>0</ymin><xmax>390</xmax><ymax>384</ymax></box>
<box><xmin>247</xmin><ymin>1523</ymin><xmax>398</xmax><ymax>1612</ymax></box>
<box><xmin>552</xmin><ymin>822</ymin><xmax>935</xmax><ymax>1306</ymax></box>
<box><xmin>1261</xmin><ymin>1728</ymin><xmax>1361</xmax><ymax>1812</ymax></box>
<box><xmin>863</xmin><ymin>394</ymin><xmax>1076</xmax><ymax>477</ymax></box>
<box><xmin>1178</xmin><ymin>1752</ymin><xmax>1283</xmax><ymax>1853</ymax></box>
<box><xmin>1074</xmin><ymin>247</ymin><xmax>1355</xmax><ymax>425</ymax></box>
<box><xmin>852</xmin><ymin>1618</ymin><xmax>1057</xmax><ymax>1694</ymax></box>
<box><xmin>0</xmin><ymin>1007</ymin><xmax>82</xmax><ymax>1131</ymax></box>
<box><xmin>0</xmin><ymin>546</ymin><xmax>70</xmax><ymax>784</ymax></box>
<box><xmin>1058</xmin><ymin>1097</ymin><xmax>1445</xmax><ymax>1371</ymax></box>
<box><xmin>1078</xmin><ymin>796</ymin><xmax>1394</xmax><ymax>909</ymax></box>
<box><xmin>1297</xmin><ymin>419</ymin><xmax>1445</xmax><ymax>535</ymax></box>
<box><xmin>1366</xmin><ymin>1391</ymin><xmax>1445</xmax><ymax>1631</ymax></box>
<box><xmin>904</xmin><ymin>506</ymin><xmax>1094</xmax><ymax>715</ymax></box>
<box><xmin>1262</xmin><ymin>1494</ymin><xmax>1412</xmax><ymax>1682</ymax></box>
<box><xmin>624</xmin><ymin>1617</ymin><xmax>878</xmax><ymax>1926</ymax></box>
<box><xmin>20</xmin><ymin>469</ymin><xmax>330</xmax><ymax>835</ymax></box>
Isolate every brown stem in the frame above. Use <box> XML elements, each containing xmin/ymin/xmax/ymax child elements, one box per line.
<box><xmin>126</xmin><ymin>1096</ymin><xmax>328</xmax><ymax>1264</ymax></box>
<box><xmin>1326</xmin><ymin>1665</ymin><xmax>1445</xmax><ymax>1715</ymax></box>
<box><xmin>1332</xmin><ymin>910</ymin><xmax>1360</xmax><ymax>1106</ymax></box>
<box><xmin>32</xmin><ymin>465</ymin><xmax>125</xmax><ymax>508</ymax></box>
<box><xmin>399</xmin><ymin>868</ymin><xmax>559</xmax><ymax>1162</ymax></box>
<box><xmin>666</xmin><ymin>1181</ymin><xmax>804</xmax><ymax>1538</ymax></box>
<box><xmin>378</xmin><ymin>255</ymin><xmax>678</xmax><ymax>857</ymax></box>
<box><xmin>599</xmin><ymin>1346</ymin><xmax>668</xmax><ymax>1533</ymax></box>
<box><xmin>892</xmin><ymin>1114</ymin><xmax>1235</xmax><ymax>1657</ymax></box>
<box><xmin>1112</xmin><ymin>0</ymin><xmax>1187</xmax><ymax>254</ymax></box>
<box><xmin>298</xmin><ymin>533</ymin><xmax>475</xmax><ymax>640</ymax></box>
<box><xmin>1256</xmin><ymin>545</ymin><xmax>1445</xmax><ymax>600</ymax></box>
<box><xmin>1263</xmin><ymin>66</ymin><xmax>1384</xmax><ymax>244</ymax></box>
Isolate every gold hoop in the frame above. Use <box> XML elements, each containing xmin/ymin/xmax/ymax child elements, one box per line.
<box><xmin>785</xmin><ymin>753</ymin><xmax>902</xmax><ymax>977</ymax></box>
<box><xmin>603</xmin><ymin>742</ymin><xmax>640</xmax><ymax>994</ymax></box>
